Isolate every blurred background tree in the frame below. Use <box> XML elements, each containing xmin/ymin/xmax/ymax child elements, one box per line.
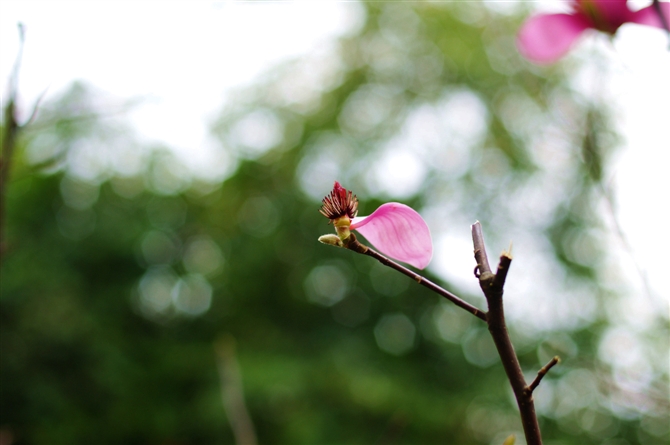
<box><xmin>1</xmin><ymin>2</ymin><xmax>668</xmax><ymax>445</ymax></box>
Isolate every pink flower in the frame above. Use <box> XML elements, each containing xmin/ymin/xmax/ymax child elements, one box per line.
<box><xmin>517</xmin><ymin>0</ymin><xmax>670</xmax><ymax>64</ymax></box>
<box><xmin>319</xmin><ymin>182</ymin><xmax>433</xmax><ymax>269</ymax></box>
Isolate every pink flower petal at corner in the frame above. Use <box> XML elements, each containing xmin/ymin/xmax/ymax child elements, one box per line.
<box><xmin>628</xmin><ymin>2</ymin><xmax>670</xmax><ymax>28</ymax></box>
<box><xmin>351</xmin><ymin>203</ymin><xmax>433</xmax><ymax>269</ymax></box>
<box><xmin>517</xmin><ymin>13</ymin><xmax>592</xmax><ymax>64</ymax></box>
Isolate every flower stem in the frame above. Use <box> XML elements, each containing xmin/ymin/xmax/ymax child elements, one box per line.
<box><xmin>345</xmin><ymin>234</ymin><xmax>487</xmax><ymax>322</ymax></box>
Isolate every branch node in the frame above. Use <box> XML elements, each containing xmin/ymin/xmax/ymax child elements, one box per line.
<box><xmin>344</xmin><ymin>233</ymin><xmax>368</xmax><ymax>254</ymax></box>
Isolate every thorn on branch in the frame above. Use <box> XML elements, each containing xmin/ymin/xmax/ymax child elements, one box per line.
<box><xmin>504</xmin><ymin>241</ymin><xmax>513</xmax><ymax>257</ymax></box>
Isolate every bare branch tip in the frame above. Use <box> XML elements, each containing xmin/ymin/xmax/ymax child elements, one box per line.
<box><xmin>527</xmin><ymin>355</ymin><xmax>561</xmax><ymax>394</ymax></box>
<box><xmin>542</xmin><ymin>355</ymin><xmax>560</xmax><ymax>371</ymax></box>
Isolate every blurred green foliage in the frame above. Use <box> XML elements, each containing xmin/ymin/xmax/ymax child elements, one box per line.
<box><xmin>1</xmin><ymin>3</ymin><xmax>668</xmax><ymax>445</ymax></box>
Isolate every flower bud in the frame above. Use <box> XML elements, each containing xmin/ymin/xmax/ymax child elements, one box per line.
<box><xmin>318</xmin><ymin>234</ymin><xmax>343</xmax><ymax>247</ymax></box>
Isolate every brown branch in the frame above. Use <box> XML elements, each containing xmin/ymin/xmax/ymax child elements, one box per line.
<box><xmin>472</xmin><ymin>221</ymin><xmax>492</xmax><ymax>277</ymax></box>
<box><xmin>214</xmin><ymin>336</ymin><xmax>257</xmax><ymax>445</ymax></box>
<box><xmin>493</xmin><ymin>251</ymin><xmax>512</xmax><ymax>290</ymax></box>
<box><xmin>526</xmin><ymin>356</ymin><xmax>560</xmax><ymax>395</ymax></box>
<box><xmin>325</xmin><ymin>221</ymin><xmax>547</xmax><ymax>444</ymax></box>
<box><xmin>345</xmin><ymin>234</ymin><xmax>487</xmax><ymax>322</ymax></box>
<box><xmin>1</xmin><ymin>23</ymin><xmax>25</xmax><ymax>263</ymax></box>
<box><xmin>471</xmin><ymin>221</ymin><xmax>543</xmax><ymax>445</ymax></box>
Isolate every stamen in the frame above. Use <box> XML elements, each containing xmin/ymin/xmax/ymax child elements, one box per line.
<box><xmin>319</xmin><ymin>181</ymin><xmax>359</xmax><ymax>221</ymax></box>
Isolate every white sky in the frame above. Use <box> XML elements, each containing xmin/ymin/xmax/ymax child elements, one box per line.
<box><xmin>1</xmin><ymin>1</ymin><xmax>668</xmax><ymax>310</ymax></box>
<box><xmin>0</xmin><ymin>1</ymin><xmax>363</xmax><ymax>149</ymax></box>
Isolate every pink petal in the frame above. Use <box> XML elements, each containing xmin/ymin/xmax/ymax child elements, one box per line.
<box><xmin>627</xmin><ymin>2</ymin><xmax>670</xmax><ymax>28</ymax></box>
<box><xmin>351</xmin><ymin>203</ymin><xmax>432</xmax><ymax>269</ymax></box>
<box><xmin>517</xmin><ymin>13</ymin><xmax>592</xmax><ymax>64</ymax></box>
